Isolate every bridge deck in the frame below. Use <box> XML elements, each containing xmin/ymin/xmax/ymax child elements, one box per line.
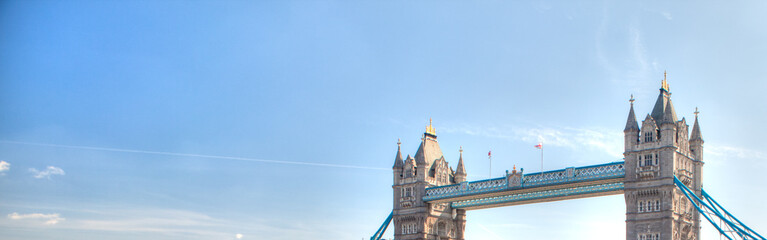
<box><xmin>424</xmin><ymin>161</ymin><xmax>626</xmax><ymax>210</ymax></box>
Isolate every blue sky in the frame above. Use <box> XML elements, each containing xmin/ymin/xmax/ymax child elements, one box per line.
<box><xmin>1</xmin><ymin>1</ymin><xmax>766</xmax><ymax>239</ymax></box>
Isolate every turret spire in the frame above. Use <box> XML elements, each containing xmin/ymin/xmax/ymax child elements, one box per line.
<box><xmin>455</xmin><ymin>146</ymin><xmax>467</xmax><ymax>183</ymax></box>
<box><xmin>691</xmin><ymin>108</ymin><xmax>703</xmax><ymax>142</ymax></box>
<box><xmin>651</xmin><ymin>72</ymin><xmax>675</xmax><ymax>122</ymax></box>
<box><xmin>661</xmin><ymin>98</ymin><xmax>678</xmax><ymax>124</ymax></box>
<box><xmin>624</xmin><ymin>94</ymin><xmax>639</xmax><ymax>132</ymax></box>
<box><xmin>393</xmin><ymin>139</ymin><xmax>404</xmax><ymax>169</ymax></box>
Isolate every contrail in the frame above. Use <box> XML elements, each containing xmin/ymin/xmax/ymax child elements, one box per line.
<box><xmin>0</xmin><ymin>140</ymin><xmax>388</xmax><ymax>171</ymax></box>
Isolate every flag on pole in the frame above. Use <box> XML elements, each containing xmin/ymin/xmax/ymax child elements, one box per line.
<box><xmin>488</xmin><ymin>150</ymin><xmax>492</xmax><ymax>178</ymax></box>
<box><xmin>535</xmin><ymin>142</ymin><xmax>543</xmax><ymax>172</ymax></box>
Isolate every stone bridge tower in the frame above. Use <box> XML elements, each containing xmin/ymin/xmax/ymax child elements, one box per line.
<box><xmin>623</xmin><ymin>75</ymin><xmax>704</xmax><ymax>240</ymax></box>
<box><xmin>392</xmin><ymin>121</ymin><xmax>467</xmax><ymax>240</ymax></box>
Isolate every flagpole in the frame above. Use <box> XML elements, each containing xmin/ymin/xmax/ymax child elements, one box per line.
<box><xmin>489</xmin><ymin>151</ymin><xmax>492</xmax><ymax>178</ymax></box>
<box><xmin>534</xmin><ymin>143</ymin><xmax>543</xmax><ymax>172</ymax></box>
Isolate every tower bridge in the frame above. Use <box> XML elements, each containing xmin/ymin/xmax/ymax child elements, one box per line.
<box><xmin>370</xmin><ymin>77</ymin><xmax>764</xmax><ymax>240</ymax></box>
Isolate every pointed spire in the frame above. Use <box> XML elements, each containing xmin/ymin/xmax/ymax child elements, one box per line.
<box><xmin>414</xmin><ymin>137</ymin><xmax>427</xmax><ymax>166</ymax></box>
<box><xmin>661</xmin><ymin>97</ymin><xmax>678</xmax><ymax>124</ymax></box>
<box><xmin>691</xmin><ymin>107</ymin><xmax>703</xmax><ymax>142</ymax></box>
<box><xmin>651</xmin><ymin>73</ymin><xmax>675</xmax><ymax>122</ymax></box>
<box><xmin>393</xmin><ymin>139</ymin><xmax>404</xmax><ymax>169</ymax></box>
<box><xmin>415</xmin><ymin>119</ymin><xmax>444</xmax><ymax>167</ymax></box>
<box><xmin>454</xmin><ymin>146</ymin><xmax>466</xmax><ymax>182</ymax></box>
<box><xmin>455</xmin><ymin>146</ymin><xmax>466</xmax><ymax>175</ymax></box>
<box><xmin>624</xmin><ymin>94</ymin><xmax>639</xmax><ymax>132</ymax></box>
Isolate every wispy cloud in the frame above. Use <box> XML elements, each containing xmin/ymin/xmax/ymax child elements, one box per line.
<box><xmin>661</xmin><ymin>11</ymin><xmax>673</xmax><ymax>20</ymax></box>
<box><xmin>71</xmin><ymin>209</ymin><xmax>229</xmax><ymax>237</ymax></box>
<box><xmin>708</xmin><ymin>145</ymin><xmax>767</xmax><ymax>164</ymax></box>
<box><xmin>29</xmin><ymin>166</ymin><xmax>65</xmax><ymax>179</ymax></box>
<box><xmin>594</xmin><ymin>3</ymin><xmax>660</xmax><ymax>93</ymax></box>
<box><xmin>488</xmin><ymin>222</ymin><xmax>534</xmax><ymax>229</ymax></box>
<box><xmin>7</xmin><ymin>212</ymin><xmax>65</xmax><ymax>225</ymax></box>
<box><xmin>0</xmin><ymin>206</ymin><xmax>359</xmax><ymax>240</ymax></box>
<box><xmin>476</xmin><ymin>223</ymin><xmax>505</xmax><ymax>240</ymax></box>
<box><xmin>441</xmin><ymin>124</ymin><xmax>624</xmax><ymax>158</ymax></box>
<box><xmin>1</xmin><ymin>140</ymin><xmax>386</xmax><ymax>171</ymax></box>
<box><xmin>0</xmin><ymin>161</ymin><xmax>9</xmax><ymax>176</ymax></box>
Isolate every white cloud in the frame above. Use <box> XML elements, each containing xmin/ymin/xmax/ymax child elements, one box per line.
<box><xmin>475</xmin><ymin>223</ymin><xmax>504</xmax><ymax>240</ymax></box>
<box><xmin>29</xmin><ymin>166</ymin><xmax>65</xmax><ymax>179</ymax></box>
<box><xmin>7</xmin><ymin>212</ymin><xmax>65</xmax><ymax>225</ymax></box>
<box><xmin>707</xmin><ymin>145</ymin><xmax>767</xmax><ymax>165</ymax></box>
<box><xmin>4</xmin><ymin>141</ymin><xmax>386</xmax><ymax>171</ymax></box>
<box><xmin>0</xmin><ymin>161</ymin><xmax>9</xmax><ymax>176</ymax></box>
<box><xmin>661</xmin><ymin>11</ymin><xmax>673</xmax><ymax>20</ymax></box>
<box><xmin>441</xmin><ymin>124</ymin><xmax>624</xmax><ymax>158</ymax></box>
<box><xmin>0</xmin><ymin>206</ymin><xmax>370</xmax><ymax>240</ymax></box>
<box><xmin>67</xmin><ymin>208</ymin><xmax>232</xmax><ymax>238</ymax></box>
<box><xmin>594</xmin><ymin>4</ymin><xmax>660</xmax><ymax>94</ymax></box>
<box><xmin>236</xmin><ymin>233</ymin><xmax>243</xmax><ymax>239</ymax></box>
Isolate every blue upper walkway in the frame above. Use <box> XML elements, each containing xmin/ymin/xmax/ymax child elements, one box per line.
<box><xmin>423</xmin><ymin>161</ymin><xmax>626</xmax><ymax>210</ymax></box>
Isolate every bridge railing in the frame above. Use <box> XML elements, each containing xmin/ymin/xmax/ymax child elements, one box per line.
<box><xmin>424</xmin><ymin>161</ymin><xmax>625</xmax><ymax>202</ymax></box>
<box><xmin>524</xmin><ymin>161</ymin><xmax>625</xmax><ymax>188</ymax></box>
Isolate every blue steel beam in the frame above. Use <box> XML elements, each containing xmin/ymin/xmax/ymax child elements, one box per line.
<box><xmin>424</xmin><ymin>162</ymin><xmax>625</xmax><ymax>204</ymax></box>
<box><xmin>674</xmin><ymin>176</ymin><xmax>765</xmax><ymax>240</ymax></box>
<box><xmin>370</xmin><ymin>211</ymin><xmax>393</xmax><ymax>240</ymax></box>
<box><xmin>451</xmin><ymin>182</ymin><xmax>623</xmax><ymax>209</ymax></box>
<box><xmin>702</xmin><ymin>190</ymin><xmax>766</xmax><ymax>240</ymax></box>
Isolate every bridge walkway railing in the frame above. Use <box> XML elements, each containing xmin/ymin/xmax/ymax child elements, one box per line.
<box><xmin>424</xmin><ymin>161</ymin><xmax>625</xmax><ymax>202</ymax></box>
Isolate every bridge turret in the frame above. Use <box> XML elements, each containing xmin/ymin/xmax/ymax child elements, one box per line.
<box><xmin>454</xmin><ymin>147</ymin><xmax>467</xmax><ymax>183</ymax></box>
<box><xmin>690</xmin><ymin>108</ymin><xmax>704</xmax><ymax>193</ymax></box>
<box><xmin>659</xmin><ymin>99</ymin><xmax>678</xmax><ymax>146</ymax></box>
<box><xmin>415</xmin><ymin>139</ymin><xmax>428</xmax><ymax>182</ymax></box>
<box><xmin>624</xmin><ymin>95</ymin><xmax>640</xmax><ymax>152</ymax></box>
<box><xmin>690</xmin><ymin>108</ymin><xmax>704</xmax><ymax>161</ymax></box>
<box><xmin>391</xmin><ymin>120</ymin><xmax>463</xmax><ymax>240</ymax></box>
<box><xmin>624</xmin><ymin>73</ymin><xmax>703</xmax><ymax>240</ymax></box>
<box><xmin>393</xmin><ymin>139</ymin><xmax>404</xmax><ymax>185</ymax></box>
<box><xmin>414</xmin><ymin>120</ymin><xmax>443</xmax><ymax>183</ymax></box>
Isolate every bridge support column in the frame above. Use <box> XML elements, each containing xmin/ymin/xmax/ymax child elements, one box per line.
<box><xmin>454</xmin><ymin>209</ymin><xmax>466</xmax><ymax>240</ymax></box>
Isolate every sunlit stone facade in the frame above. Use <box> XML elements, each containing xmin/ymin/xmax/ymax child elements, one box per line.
<box><xmin>623</xmin><ymin>76</ymin><xmax>704</xmax><ymax>240</ymax></box>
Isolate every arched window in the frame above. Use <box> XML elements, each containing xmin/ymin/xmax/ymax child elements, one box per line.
<box><xmin>639</xmin><ymin>201</ymin><xmax>644</xmax><ymax>212</ymax></box>
<box><xmin>655</xmin><ymin>200</ymin><xmax>660</xmax><ymax>211</ymax></box>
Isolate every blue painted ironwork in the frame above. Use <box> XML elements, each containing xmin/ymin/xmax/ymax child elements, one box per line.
<box><xmin>423</xmin><ymin>161</ymin><xmax>625</xmax><ymax>202</ymax></box>
<box><xmin>674</xmin><ymin>176</ymin><xmax>765</xmax><ymax>240</ymax></box>
<box><xmin>523</xmin><ymin>161</ymin><xmax>624</xmax><ymax>188</ymax></box>
<box><xmin>451</xmin><ymin>181</ymin><xmax>623</xmax><ymax>209</ymax></box>
<box><xmin>370</xmin><ymin>211</ymin><xmax>393</xmax><ymax>240</ymax></box>
<box><xmin>423</xmin><ymin>177</ymin><xmax>507</xmax><ymax>201</ymax></box>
